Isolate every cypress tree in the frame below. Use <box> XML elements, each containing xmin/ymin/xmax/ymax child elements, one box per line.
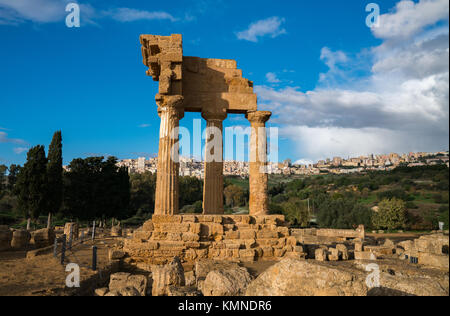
<box><xmin>15</xmin><ymin>146</ymin><xmax>48</xmax><ymax>229</ymax></box>
<box><xmin>47</xmin><ymin>131</ymin><xmax>63</xmax><ymax>228</ymax></box>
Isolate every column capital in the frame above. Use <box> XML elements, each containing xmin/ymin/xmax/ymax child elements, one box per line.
<box><xmin>156</xmin><ymin>94</ymin><xmax>184</xmax><ymax>119</ymax></box>
<box><xmin>201</xmin><ymin>109</ymin><xmax>227</xmax><ymax>122</ymax></box>
<box><xmin>246</xmin><ymin>111</ymin><xmax>271</xmax><ymax>125</ymax></box>
<box><xmin>155</xmin><ymin>94</ymin><xmax>184</xmax><ymax>108</ymax></box>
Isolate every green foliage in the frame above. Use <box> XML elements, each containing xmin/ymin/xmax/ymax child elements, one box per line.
<box><xmin>405</xmin><ymin>201</ymin><xmax>419</xmax><ymax>209</ymax></box>
<box><xmin>224</xmin><ymin>185</ymin><xmax>246</xmax><ymax>208</ymax></box>
<box><xmin>63</xmin><ymin>156</ymin><xmax>130</xmax><ymax>221</ymax></box>
<box><xmin>7</xmin><ymin>164</ymin><xmax>20</xmax><ymax>191</ymax></box>
<box><xmin>281</xmin><ymin>198</ymin><xmax>311</xmax><ymax>227</ymax></box>
<box><xmin>129</xmin><ymin>172</ymin><xmax>156</xmax><ymax>215</ymax></box>
<box><xmin>15</xmin><ymin>146</ymin><xmax>48</xmax><ymax>220</ymax></box>
<box><xmin>377</xmin><ymin>188</ymin><xmax>413</xmax><ymax>201</ymax></box>
<box><xmin>438</xmin><ymin>205</ymin><xmax>449</xmax><ymax>230</ymax></box>
<box><xmin>316</xmin><ymin>197</ymin><xmax>372</xmax><ymax>229</ymax></box>
<box><xmin>372</xmin><ymin>198</ymin><xmax>407</xmax><ymax>230</ymax></box>
<box><xmin>47</xmin><ymin>131</ymin><xmax>63</xmax><ymax>215</ymax></box>
<box><xmin>179</xmin><ymin>177</ymin><xmax>203</xmax><ymax>208</ymax></box>
<box><xmin>181</xmin><ymin>200</ymin><xmax>203</xmax><ymax>214</ymax></box>
<box><xmin>0</xmin><ymin>164</ymin><xmax>7</xmax><ymax>196</ymax></box>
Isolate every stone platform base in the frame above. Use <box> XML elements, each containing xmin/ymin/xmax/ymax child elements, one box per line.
<box><xmin>123</xmin><ymin>215</ymin><xmax>305</xmax><ymax>266</ymax></box>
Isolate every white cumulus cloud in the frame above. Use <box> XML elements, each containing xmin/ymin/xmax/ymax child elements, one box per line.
<box><xmin>237</xmin><ymin>16</ymin><xmax>286</xmax><ymax>42</ymax></box>
<box><xmin>266</xmin><ymin>72</ymin><xmax>281</xmax><ymax>83</ymax></box>
<box><xmin>256</xmin><ymin>0</ymin><xmax>449</xmax><ymax>162</ymax></box>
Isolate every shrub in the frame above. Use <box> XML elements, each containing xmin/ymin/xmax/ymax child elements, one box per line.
<box><xmin>372</xmin><ymin>198</ymin><xmax>407</xmax><ymax>230</ymax></box>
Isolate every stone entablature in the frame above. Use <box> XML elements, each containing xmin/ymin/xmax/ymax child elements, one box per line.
<box><xmin>123</xmin><ymin>215</ymin><xmax>307</xmax><ymax>266</ymax></box>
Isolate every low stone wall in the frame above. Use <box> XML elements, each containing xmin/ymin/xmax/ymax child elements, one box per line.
<box><xmin>123</xmin><ymin>215</ymin><xmax>306</xmax><ymax>266</ymax></box>
<box><xmin>291</xmin><ymin>225</ymin><xmax>365</xmax><ymax>244</ymax></box>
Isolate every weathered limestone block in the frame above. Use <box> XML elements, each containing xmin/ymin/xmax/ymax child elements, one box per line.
<box><xmin>328</xmin><ymin>248</ymin><xmax>340</xmax><ymax>261</ymax></box>
<box><xmin>397</xmin><ymin>240</ymin><xmax>414</xmax><ymax>252</ymax></box>
<box><xmin>105</xmin><ymin>286</ymin><xmax>141</xmax><ymax>297</ymax></box>
<box><xmin>158</xmin><ymin>223</ymin><xmax>190</xmax><ymax>233</ymax></box>
<box><xmin>142</xmin><ymin>220</ymin><xmax>154</xmax><ymax>231</ymax></box>
<box><xmin>64</xmin><ymin>222</ymin><xmax>79</xmax><ymax>240</ymax></box>
<box><xmin>182</xmin><ymin>232</ymin><xmax>200</xmax><ymax>242</ymax></box>
<box><xmin>200</xmin><ymin>223</ymin><xmax>224</xmax><ymax>238</ymax></box>
<box><xmin>31</xmin><ymin>228</ymin><xmax>55</xmax><ymax>249</ymax></box>
<box><xmin>151</xmin><ymin>257</ymin><xmax>185</xmax><ymax>296</ymax></box>
<box><xmin>245</xmin><ymin>259</ymin><xmax>368</xmax><ymax>296</ymax></box>
<box><xmin>167</xmin><ymin>286</ymin><xmax>201</xmax><ymax>297</ymax></box>
<box><xmin>336</xmin><ymin>244</ymin><xmax>349</xmax><ymax>260</ymax></box>
<box><xmin>418</xmin><ymin>252</ymin><xmax>449</xmax><ymax>269</ymax></box>
<box><xmin>111</xmin><ymin>225</ymin><xmax>122</xmax><ymax>237</ymax></box>
<box><xmin>376</xmin><ymin>272</ymin><xmax>449</xmax><ymax>296</ymax></box>
<box><xmin>256</xmin><ymin>239</ymin><xmax>278</xmax><ymax>247</ymax></box>
<box><xmin>195</xmin><ymin>260</ymin><xmax>241</xmax><ymax>282</ymax></box>
<box><xmin>181</xmin><ymin>215</ymin><xmax>198</xmax><ymax>223</ymax></box>
<box><xmin>239</xmin><ymin>249</ymin><xmax>256</xmax><ymax>262</ymax></box>
<box><xmin>11</xmin><ymin>229</ymin><xmax>31</xmax><ymax>249</ymax></box>
<box><xmin>286</xmin><ymin>236</ymin><xmax>297</xmax><ymax>246</ymax></box>
<box><xmin>109</xmin><ymin>249</ymin><xmax>125</xmax><ymax>261</ymax></box>
<box><xmin>277</xmin><ymin>226</ymin><xmax>289</xmax><ymax>237</ymax></box>
<box><xmin>223</xmin><ymin>240</ymin><xmax>243</xmax><ymax>250</ymax></box>
<box><xmin>257</xmin><ymin>230</ymin><xmax>279</xmax><ymax>239</ymax></box>
<box><xmin>224</xmin><ymin>230</ymin><xmax>240</xmax><ymax>240</ymax></box>
<box><xmin>152</xmin><ymin>215</ymin><xmax>182</xmax><ymax>224</ymax></box>
<box><xmin>315</xmin><ymin>248</ymin><xmax>328</xmax><ymax>262</ymax></box>
<box><xmin>94</xmin><ymin>288</ymin><xmax>109</xmax><ymax>296</ymax></box>
<box><xmin>202</xmin><ymin>267</ymin><xmax>253</xmax><ymax>296</ymax></box>
<box><xmin>364</xmin><ymin>245</ymin><xmax>394</xmax><ymax>257</ymax></box>
<box><xmin>261</xmin><ymin>246</ymin><xmax>274</xmax><ymax>258</ymax></box>
<box><xmin>184</xmin><ymin>271</ymin><xmax>196</xmax><ymax>287</ymax></box>
<box><xmin>354</xmin><ymin>241</ymin><xmax>364</xmax><ymax>252</ymax></box>
<box><xmin>415</xmin><ymin>234</ymin><xmax>449</xmax><ymax>255</ymax></box>
<box><xmin>354</xmin><ymin>251</ymin><xmax>377</xmax><ymax>260</ymax></box>
<box><xmin>133</xmin><ymin>231</ymin><xmax>152</xmax><ymax>241</ymax></box>
<box><xmin>109</xmin><ymin>272</ymin><xmax>148</xmax><ymax>296</ymax></box>
<box><xmin>0</xmin><ymin>226</ymin><xmax>12</xmax><ymax>252</ymax></box>
<box><xmin>189</xmin><ymin>223</ymin><xmax>201</xmax><ymax>234</ymax></box>
<box><xmin>239</xmin><ymin>229</ymin><xmax>256</xmax><ymax>240</ymax></box>
<box><xmin>274</xmin><ymin>248</ymin><xmax>287</xmax><ymax>258</ymax></box>
<box><xmin>244</xmin><ymin>239</ymin><xmax>257</xmax><ymax>249</ymax></box>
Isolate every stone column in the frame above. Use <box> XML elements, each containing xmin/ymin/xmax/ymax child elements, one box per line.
<box><xmin>246</xmin><ymin>111</ymin><xmax>272</xmax><ymax>216</ymax></box>
<box><xmin>154</xmin><ymin>94</ymin><xmax>184</xmax><ymax>215</ymax></box>
<box><xmin>202</xmin><ymin>110</ymin><xmax>227</xmax><ymax>214</ymax></box>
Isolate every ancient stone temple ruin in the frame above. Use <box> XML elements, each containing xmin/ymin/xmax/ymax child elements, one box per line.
<box><xmin>139</xmin><ymin>34</ymin><xmax>270</xmax><ymax>217</ymax></box>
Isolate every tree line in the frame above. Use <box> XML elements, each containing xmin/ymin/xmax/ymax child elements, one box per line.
<box><xmin>0</xmin><ymin>132</ymin><xmax>130</xmax><ymax>227</ymax></box>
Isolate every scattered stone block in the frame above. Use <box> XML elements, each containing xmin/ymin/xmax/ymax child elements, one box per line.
<box><xmin>315</xmin><ymin>248</ymin><xmax>328</xmax><ymax>262</ymax></box>
<box><xmin>11</xmin><ymin>229</ymin><xmax>31</xmax><ymax>249</ymax></box>
<box><xmin>354</xmin><ymin>251</ymin><xmax>377</xmax><ymax>260</ymax></box>
<box><xmin>95</xmin><ymin>288</ymin><xmax>109</xmax><ymax>296</ymax></box>
<box><xmin>202</xmin><ymin>267</ymin><xmax>253</xmax><ymax>296</ymax></box>
<box><xmin>31</xmin><ymin>228</ymin><xmax>55</xmax><ymax>249</ymax></box>
<box><xmin>151</xmin><ymin>256</ymin><xmax>185</xmax><ymax>296</ymax></box>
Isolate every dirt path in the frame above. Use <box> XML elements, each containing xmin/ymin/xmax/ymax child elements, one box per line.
<box><xmin>0</xmin><ymin>238</ymin><xmax>119</xmax><ymax>296</ymax></box>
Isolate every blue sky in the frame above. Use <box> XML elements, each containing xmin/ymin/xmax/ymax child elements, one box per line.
<box><xmin>0</xmin><ymin>0</ymin><xmax>448</xmax><ymax>166</ymax></box>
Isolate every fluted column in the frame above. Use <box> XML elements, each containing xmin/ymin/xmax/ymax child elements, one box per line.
<box><xmin>246</xmin><ymin>111</ymin><xmax>272</xmax><ymax>216</ymax></box>
<box><xmin>202</xmin><ymin>110</ymin><xmax>227</xmax><ymax>214</ymax></box>
<box><xmin>154</xmin><ymin>94</ymin><xmax>184</xmax><ymax>215</ymax></box>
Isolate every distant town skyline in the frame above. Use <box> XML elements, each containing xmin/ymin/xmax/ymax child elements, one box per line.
<box><xmin>110</xmin><ymin>150</ymin><xmax>450</xmax><ymax>179</ymax></box>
